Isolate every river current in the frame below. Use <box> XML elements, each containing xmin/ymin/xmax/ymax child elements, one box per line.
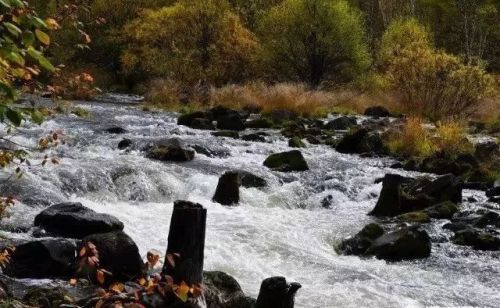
<box><xmin>1</xmin><ymin>97</ymin><xmax>499</xmax><ymax>307</ymax></box>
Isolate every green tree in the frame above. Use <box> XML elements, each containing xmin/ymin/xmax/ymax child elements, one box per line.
<box><xmin>378</xmin><ymin>19</ymin><xmax>493</xmax><ymax>120</ymax></box>
<box><xmin>122</xmin><ymin>0</ymin><xmax>258</xmax><ymax>87</ymax></box>
<box><xmin>258</xmin><ymin>0</ymin><xmax>371</xmax><ymax>86</ymax></box>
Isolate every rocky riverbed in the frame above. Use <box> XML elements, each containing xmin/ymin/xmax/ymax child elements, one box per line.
<box><xmin>1</xmin><ymin>96</ymin><xmax>499</xmax><ymax>307</ymax></box>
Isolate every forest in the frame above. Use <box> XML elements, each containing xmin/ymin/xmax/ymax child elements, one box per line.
<box><xmin>1</xmin><ymin>1</ymin><xmax>500</xmax><ymax>308</ymax></box>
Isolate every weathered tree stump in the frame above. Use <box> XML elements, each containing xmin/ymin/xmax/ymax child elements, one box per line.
<box><xmin>255</xmin><ymin>276</ymin><xmax>301</xmax><ymax>308</ymax></box>
<box><xmin>163</xmin><ymin>201</ymin><xmax>207</xmax><ymax>286</ymax></box>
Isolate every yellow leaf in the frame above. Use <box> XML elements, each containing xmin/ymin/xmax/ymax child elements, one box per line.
<box><xmin>79</xmin><ymin>247</ymin><xmax>86</xmax><ymax>257</ymax></box>
<box><xmin>96</xmin><ymin>269</ymin><xmax>105</xmax><ymax>285</ymax></box>
<box><xmin>175</xmin><ymin>281</ymin><xmax>190</xmax><ymax>302</ymax></box>
<box><xmin>35</xmin><ymin>29</ymin><xmax>50</xmax><ymax>45</ymax></box>
<box><xmin>45</xmin><ymin>18</ymin><xmax>60</xmax><ymax>30</ymax></box>
<box><xmin>69</xmin><ymin>278</ymin><xmax>77</xmax><ymax>286</ymax></box>
<box><xmin>109</xmin><ymin>282</ymin><xmax>124</xmax><ymax>294</ymax></box>
<box><xmin>138</xmin><ymin>277</ymin><xmax>146</xmax><ymax>286</ymax></box>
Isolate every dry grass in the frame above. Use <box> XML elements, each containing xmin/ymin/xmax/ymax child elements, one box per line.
<box><xmin>386</xmin><ymin>117</ymin><xmax>435</xmax><ymax>157</ymax></box>
<box><xmin>434</xmin><ymin>120</ymin><xmax>473</xmax><ymax>154</ymax></box>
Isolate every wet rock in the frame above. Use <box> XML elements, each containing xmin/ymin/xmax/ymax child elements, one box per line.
<box><xmin>3</xmin><ymin>239</ymin><xmax>76</xmax><ymax>279</ymax></box>
<box><xmin>105</xmin><ymin>126</ymin><xmax>128</xmax><ymax>134</ymax></box>
<box><xmin>335</xmin><ymin>128</ymin><xmax>385</xmax><ymax>155</ymax></box>
<box><xmin>242</xmin><ymin>133</ymin><xmax>266</xmax><ymax>142</ymax></box>
<box><xmin>263</xmin><ymin>150</ymin><xmax>309</xmax><ymax>172</ymax></box>
<box><xmin>255</xmin><ymin>276</ymin><xmax>301</xmax><ymax>308</ymax></box>
<box><xmin>146</xmin><ymin>138</ymin><xmax>195</xmax><ymax>162</ymax></box>
<box><xmin>321</xmin><ymin>195</ymin><xmax>333</xmax><ymax>208</ymax></box>
<box><xmin>268</xmin><ymin>110</ymin><xmax>298</xmax><ymax>125</ymax></box>
<box><xmin>177</xmin><ymin>111</ymin><xmax>212</xmax><ymax>128</ymax></box>
<box><xmin>238</xmin><ymin>171</ymin><xmax>267</xmax><ymax>188</ymax></box>
<box><xmin>190</xmin><ymin>118</ymin><xmax>215</xmax><ymax>130</ymax></box>
<box><xmin>210</xmin><ymin>106</ymin><xmax>246</xmax><ymax>131</ymax></box>
<box><xmin>424</xmin><ymin>201</ymin><xmax>458</xmax><ymax>219</ymax></box>
<box><xmin>337</xmin><ymin>223</ymin><xmax>385</xmax><ymax>256</ymax></box>
<box><xmin>366</xmin><ymin>226</ymin><xmax>431</xmax><ymax>261</ymax></box>
<box><xmin>370</xmin><ymin>174</ymin><xmax>462</xmax><ymax>217</ymax></box>
<box><xmin>80</xmin><ymin>231</ymin><xmax>143</xmax><ymax>281</ymax></box>
<box><xmin>204</xmin><ymin>271</ymin><xmax>255</xmax><ymax>308</ymax></box>
<box><xmin>280</xmin><ymin>121</ymin><xmax>306</xmax><ymax>138</ymax></box>
<box><xmin>305</xmin><ymin>135</ymin><xmax>322</xmax><ymax>145</ymax></box>
<box><xmin>324</xmin><ymin>117</ymin><xmax>357</xmax><ymax>130</ymax></box>
<box><xmin>190</xmin><ymin>144</ymin><xmax>230</xmax><ymax>158</ymax></box>
<box><xmin>117</xmin><ymin>138</ymin><xmax>133</xmax><ymax>150</ymax></box>
<box><xmin>397</xmin><ymin>211</ymin><xmax>431</xmax><ymax>223</ymax></box>
<box><xmin>245</xmin><ymin>118</ymin><xmax>273</xmax><ymax>129</ymax></box>
<box><xmin>213</xmin><ymin>171</ymin><xmax>241</xmax><ymax>206</ymax></box>
<box><xmin>288</xmin><ymin>137</ymin><xmax>305</xmax><ymax>148</ymax></box>
<box><xmin>452</xmin><ymin>229</ymin><xmax>500</xmax><ymax>251</ymax></box>
<box><xmin>474</xmin><ymin>141</ymin><xmax>499</xmax><ymax>161</ymax></box>
<box><xmin>34</xmin><ymin>202</ymin><xmax>124</xmax><ymax>239</ymax></box>
<box><xmin>212</xmin><ymin>131</ymin><xmax>239</xmax><ymax>139</ymax></box>
<box><xmin>364</xmin><ymin>106</ymin><xmax>391</xmax><ymax>117</ymax></box>
<box><xmin>486</xmin><ymin>186</ymin><xmax>500</xmax><ymax>198</ymax></box>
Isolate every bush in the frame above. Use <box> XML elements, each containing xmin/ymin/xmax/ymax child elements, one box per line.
<box><xmin>434</xmin><ymin>120</ymin><xmax>473</xmax><ymax>155</ymax></box>
<box><xmin>386</xmin><ymin>117</ymin><xmax>436</xmax><ymax>157</ymax></box>
<box><xmin>257</xmin><ymin>0</ymin><xmax>371</xmax><ymax>86</ymax></box>
<box><xmin>378</xmin><ymin>19</ymin><xmax>493</xmax><ymax>120</ymax></box>
<box><xmin>122</xmin><ymin>0</ymin><xmax>258</xmax><ymax>87</ymax></box>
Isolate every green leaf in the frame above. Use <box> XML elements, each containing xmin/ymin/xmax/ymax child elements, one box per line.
<box><xmin>0</xmin><ymin>0</ymin><xmax>11</xmax><ymax>8</ymax></box>
<box><xmin>35</xmin><ymin>29</ymin><xmax>50</xmax><ymax>45</ymax></box>
<box><xmin>5</xmin><ymin>108</ymin><xmax>23</xmax><ymax>126</ymax></box>
<box><xmin>22</xmin><ymin>31</ymin><xmax>35</xmax><ymax>46</ymax></box>
<box><xmin>27</xmin><ymin>47</ymin><xmax>55</xmax><ymax>71</ymax></box>
<box><xmin>7</xmin><ymin>51</ymin><xmax>25</xmax><ymax>66</ymax></box>
<box><xmin>4</xmin><ymin>22</ymin><xmax>22</xmax><ymax>37</ymax></box>
<box><xmin>9</xmin><ymin>0</ymin><xmax>25</xmax><ymax>8</ymax></box>
<box><xmin>31</xmin><ymin>110</ymin><xmax>44</xmax><ymax>125</ymax></box>
<box><xmin>31</xmin><ymin>17</ymin><xmax>47</xmax><ymax>29</ymax></box>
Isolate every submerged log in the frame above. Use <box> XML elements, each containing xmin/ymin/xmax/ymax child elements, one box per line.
<box><xmin>163</xmin><ymin>201</ymin><xmax>207</xmax><ymax>286</ymax></box>
<box><xmin>255</xmin><ymin>276</ymin><xmax>301</xmax><ymax>308</ymax></box>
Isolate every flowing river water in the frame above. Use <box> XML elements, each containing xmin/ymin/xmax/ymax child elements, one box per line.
<box><xmin>0</xmin><ymin>96</ymin><xmax>499</xmax><ymax>307</ymax></box>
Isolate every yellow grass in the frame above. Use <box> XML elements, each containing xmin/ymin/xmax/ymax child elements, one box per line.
<box><xmin>386</xmin><ymin>117</ymin><xmax>436</xmax><ymax>157</ymax></box>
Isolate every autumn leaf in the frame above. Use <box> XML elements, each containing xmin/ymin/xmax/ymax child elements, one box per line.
<box><xmin>138</xmin><ymin>277</ymin><xmax>146</xmax><ymax>286</ymax></box>
<box><xmin>97</xmin><ymin>269</ymin><xmax>105</xmax><ymax>284</ymax></box>
<box><xmin>110</xmin><ymin>282</ymin><xmax>124</xmax><ymax>294</ymax></box>
<box><xmin>175</xmin><ymin>281</ymin><xmax>190</xmax><ymax>302</ymax></box>
<box><xmin>35</xmin><ymin>29</ymin><xmax>50</xmax><ymax>45</ymax></box>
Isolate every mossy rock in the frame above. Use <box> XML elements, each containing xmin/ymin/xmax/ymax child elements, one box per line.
<box><xmin>288</xmin><ymin>137</ymin><xmax>306</xmax><ymax>148</ymax></box>
<box><xmin>453</xmin><ymin>229</ymin><xmax>500</xmax><ymax>251</ymax></box>
<box><xmin>23</xmin><ymin>287</ymin><xmax>73</xmax><ymax>308</ymax></box>
<box><xmin>398</xmin><ymin>211</ymin><xmax>431</xmax><ymax>223</ymax></box>
<box><xmin>263</xmin><ymin>150</ymin><xmax>309</xmax><ymax>172</ymax></box>
<box><xmin>358</xmin><ymin>223</ymin><xmax>385</xmax><ymax>240</ymax></box>
<box><xmin>424</xmin><ymin>201</ymin><xmax>458</xmax><ymax>219</ymax></box>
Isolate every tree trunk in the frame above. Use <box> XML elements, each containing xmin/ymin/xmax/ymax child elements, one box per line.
<box><xmin>255</xmin><ymin>277</ymin><xmax>301</xmax><ymax>308</ymax></box>
<box><xmin>163</xmin><ymin>201</ymin><xmax>207</xmax><ymax>286</ymax></box>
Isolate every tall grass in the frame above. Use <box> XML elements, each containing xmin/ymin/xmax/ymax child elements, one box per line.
<box><xmin>386</xmin><ymin>117</ymin><xmax>435</xmax><ymax>157</ymax></box>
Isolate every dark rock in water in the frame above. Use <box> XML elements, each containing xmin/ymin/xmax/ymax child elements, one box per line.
<box><xmin>23</xmin><ymin>287</ymin><xmax>73</xmax><ymax>308</ymax></box>
<box><xmin>336</xmin><ymin>128</ymin><xmax>385</xmax><ymax>155</ymax></box>
<box><xmin>390</xmin><ymin>162</ymin><xmax>403</xmax><ymax>169</ymax></box>
<box><xmin>238</xmin><ymin>171</ymin><xmax>267</xmax><ymax>188</ymax></box>
<box><xmin>474</xmin><ymin>141</ymin><xmax>499</xmax><ymax>161</ymax></box>
<box><xmin>255</xmin><ymin>276</ymin><xmax>301</xmax><ymax>308</ymax></box>
<box><xmin>486</xmin><ymin>186</ymin><xmax>500</xmax><ymax>198</ymax></box>
<box><xmin>245</xmin><ymin>118</ymin><xmax>273</xmax><ymax>129</ymax></box>
<box><xmin>424</xmin><ymin>201</ymin><xmax>458</xmax><ymax>219</ymax></box>
<box><xmin>146</xmin><ymin>138</ymin><xmax>195</xmax><ymax>162</ymax></box>
<box><xmin>305</xmin><ymin>135</ymin><xmax>322</xmax><ymax>145</ymax></box>
<box><xmin>397</xmin><ymin>211</ymin><xmax>431</xmax><ymax>223</ymax></box>
<box><xmin>210</xmin><ymin>106</ymin><xmax>246</xmax><ymax>131</ymax></box>
<box><xmin>204</xmin><ymin>271</ymin><xmax>255</xmax><ymax>308</ymax></box>
<box><xmin>288</xmin><ymin>137</ymin><xmax>306</xmax><ymax>148</ymax></box>
<box><xmin>212</xmin><ymin>130</ymin><xmax>239</xmax><ymax>139</ymax></box>
<box><xmin>337</xmin><ymin>223</ymin><xmax>385</xmax><ymax>256</ymax></box>
<box><xmin>364</xmin><ymin>106</ymin><xmax>391</xmax><ymax>117</ymax></box>
<box><xmin>370</xmin><ymin>174</ymin><xmax>462</xmax><ymax>217</ymax></box>
<box><xmin>190</xmin><ymin>118</ymin><xmax>215</xmax><ymax>130</ymax></box>
<box><xmin>80</xmin><ymin>231</ymin><xmax>143</xmax><ymax>281</ymax></box>
<box><xmin>366</xmin><ymin>226</ymin><xmax>431</xmax><ymax>261</ymax></box>
<box><xmin>281</xmin><ymin>121</ymin><xmax>306</xmax><ymax>138</ymax></box>
<box><xmin>242</xmin><ymin>133</ymin><xmax>266</xmax><ymax>142</ymax></box>
<box><xmin>105</xmin><ymin>126</ymin><xmax>128</xmax><ymax>134</ymax></box>
<box><xmin>3</xmin><ymin>239</ymin><xmax>76</xmax><ymax>279</ymax></box>
<box><xmin>452</xmin><ymin>229</ymin><xmax>500</xmax><ymax>251</ymax></box>
<box><xmin>324</xmin><ymin>117</ymin><xmax>357</xmax><ymax>130</ymax></box>
<box><xmin>34</xmin><ymin>202</ymin><xmax>124</xmax><ymax>239</ymax></box>
<box><xmin>321</xmin><ymin>195</ymin><xmax>334</xmax><ymax>208</ymax></box>
<box><xmin>213</xmin><ymin>171</ymin><xmax>241</xmax><ymax>206</ymax></box>
<box><xmin>177</xmin><ymin>111</ymin><xmax>212</xmax><ymax>128</ymax></box>
<box><xmin>190</xmin><ymin>144</ymin><xmax>230</xmax><ymax>158</ymax></box>
<box><xmin>118</xmin><ymin>138</ymin><xmax>133</xmax><ymax>150</ymax></box>
<box><xmin>264</xmin><ymin>150</ymin><xmax>309</xmax><ymax>172</ymax></box>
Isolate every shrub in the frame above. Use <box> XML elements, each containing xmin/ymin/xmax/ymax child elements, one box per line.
<box><xmin>378</xmin><ymin>19</ymin><xmax>493</xmax><ymax>120</ymax></box>
<box><xmin>434</xmin><ymin>120</ymin><xmax>473</xmax><ymax>155</ymax></box>
<box><xmin>386</xmin><ymin>117</ymin><xmax>436</xmax><ymax>157</ymax></box>
<box><xmin>257</xmin><ymin>0</ymin><xmax>371</xmax><ymax>86</ymax></box>
<box><xmin>122</xmin><ymin>0</ymin><xmax>258</xmax><ymax>87</ymax></box>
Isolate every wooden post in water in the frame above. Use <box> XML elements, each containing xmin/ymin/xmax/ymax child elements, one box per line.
<box><xmin>255</xmin><ymin>276</ymin><xmax>301</xmax><ymax>308</ymax></box>
<box><xmin>163</xmin><ymin>200</ymin><xmax>207</xmax><ymax>286</ymax></box>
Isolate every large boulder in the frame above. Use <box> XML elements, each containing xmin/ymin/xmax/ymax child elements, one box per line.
<box><xmin>177</xmin><ymin>111</ymin><xmax>213</xmax><ymax>129</ymax></box>
<box><xmin>80</xmin><ymin>231</ymin><xmax>143</xmax><ymax>282</ymax></box>
<box><xmin>335</xmin><ymin>128</ymin><xmax>385</xmax><ymax>155</ymax></box>
<box><xmin>212</xmin><ymin>171</ymin><xmax>241</xmax><ymax>206</ymax></box>
<box><xmin>452</xmin><ymin>229</ymin><xmax>500</xmax><ymax>251</ymax></box>
<box><xmin>204</xmin><ymin>271</ymin><xmax>255</xmax><ymax>308</ymax></box>
<box><xmin>424</xmin><ymin>201</ymin><xmax>458</xmax><ymax>219</ymax></box>
<box><xmin>146</xmin><ymin>138</ymin><xmax>195</xmax><ymax>162</ymax></box>
<box><xmin>237</xmin><ymin>171</ymin><xmax>267</xmax><ymax>188</ymax></box>
<box><xmin>34</xmin><ymin>202</ymin><xmax>124</xmax><ymax>239</ymax></box>
<box><xmin>263</xmin><ymin>150</ymin><xmax>309</xmax><ymax>172</ymax></box>
<box><xmin>370</xmin><ymin>174</ymin><xmax>462</xmax><ymax>217</ymax></box>
<box><xmin>364</xmin><ymin>106</ymin><xmax>391</xmax><ymax>117</ymax></box>
<box><xmin>211</xmin><ymin>106</ymin><xmax>246</xmax><ymax>131</ymax></box>
<box><xmin>337</xmin><ymin>223</ymin><xmax>385</xmax><ymax>256</ymax></box>
<box><xmin>3</xmin><ymin>239</ymin><xmax>76</xmax><ymax>279</ymax></box>
<box><xmin>366</xmin><ymin>226</ymin><xmax>431</xmax><ymax>261</ymax></box>
<box><xmin>324</xmin><ymin>117</ymin><xmax>357</xmax><ymax>130</ymax></box>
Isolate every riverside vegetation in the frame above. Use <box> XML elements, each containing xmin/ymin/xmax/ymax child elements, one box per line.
<box><xmin>1</xmin><ymin>0</ymin><xmax>500</xmax><ymax>307</ymax></box>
